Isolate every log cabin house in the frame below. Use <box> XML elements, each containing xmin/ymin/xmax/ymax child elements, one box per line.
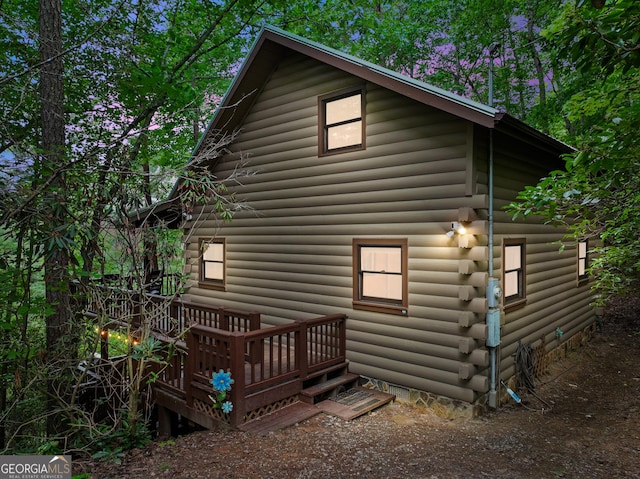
<box><xmin>134</xmin><ymin>25</ymin><xmax>595</xmax><ymax>426</ymax></box>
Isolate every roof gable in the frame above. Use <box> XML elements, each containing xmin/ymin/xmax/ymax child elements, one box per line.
<box><xmin>195</xmin><ymin>25</ymin><xmax>570</xmax><ymax>160</ymax></box>
<box><xmin>198</xmin><ymin>25</ymin><xmax>497</xmax><ymax>154</ymax></box>
<box><xmin>134</xmin><ymin>25</ymin><xmax>571</xmax><ymax>225</ymax></box>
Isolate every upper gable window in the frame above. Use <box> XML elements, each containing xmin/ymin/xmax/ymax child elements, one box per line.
<box><xmin>319</xmin><ymin>87</ymin><xmax>365</xmax><ymax>155</ymax></box>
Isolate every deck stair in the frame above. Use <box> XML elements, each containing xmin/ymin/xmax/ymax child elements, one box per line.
<box><xmin>237</xmin><ymin>401</ymin><xmax>321</xmax><ymax>434</ymax></box>
<box><xmin>316</xmin><ymin>386</ymin><xmax>396</xmax><ymax>420</ymax></box>
<box><xmin>86</xmin><ymin>288</ymin><xmax>397</xmax><ymax>434</ymax></box>
<box><xmin>300</xmin><ymin>365</ymin><xmax>359</xmax><ymax>404</ymax></box>
<box><xmin>240</xmin><ymin>381</ymin><xmax>396</xmax><ymax>433</ymax></box>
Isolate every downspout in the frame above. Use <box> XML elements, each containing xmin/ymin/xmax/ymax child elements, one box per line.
<box><xmin>486</xmin><ymin>43</ymin><xmax>501</xmax><ymax>409</ymax></box>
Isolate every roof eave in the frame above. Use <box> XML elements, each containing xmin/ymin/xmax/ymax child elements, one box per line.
<box><xmin>494</xmin><ymin>112</ymin><xmax>575</xmax><ymax>154</ymax></box>
<box><xmin>180</xmin><ymin>25</ymin><xmax>504</xmax><ymax>187</ymax></box>
<box><xmin>159</xmin><ymin>25</ymin><xmax>569</xmax><ymax>219</ymax></box>
<box><xmin>260</xmin><ymin>26</ymin><xmax>498</xmax><ymax>128</ymax></box>
<box><xmin>128</xmin><ymin>197</ymin><xmax>183</xmax><ymax>229</ymax></box>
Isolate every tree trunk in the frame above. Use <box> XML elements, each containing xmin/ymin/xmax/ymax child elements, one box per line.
<box><xmin>527</xmin><ymin>5</ymin><xmax>548</xmax><ymax>133</ymax></box>
<box><xmin>39</xmin><ymin>0</ymin><xmax>71</xmax><ymax>436</ymax></box>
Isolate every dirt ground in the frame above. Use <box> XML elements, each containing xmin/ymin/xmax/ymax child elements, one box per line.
<box><xmin>87</xmin><ymin>298</ymin><xmax>640</xmax><ymax>479</ymax></box>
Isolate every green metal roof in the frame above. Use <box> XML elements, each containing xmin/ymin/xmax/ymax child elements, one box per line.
<box><xmin>154</xmin><ymin>24</ymin><xmax>570</xmax><ymax>214</ymax></box>
<box><xmin>262</xmin><ymin>24</ymin><xmax>499</xmax><ymax>117</ymax></box>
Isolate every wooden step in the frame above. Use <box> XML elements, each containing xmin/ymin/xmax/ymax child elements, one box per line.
<box><xmin>303</xmin><ymin>362</ymin><xmax>349</xmax><ymax>382</ymax></box>
<box><xmin>237</xmin><ymin>402</ymin><xmax>320</xmax><ymax>434</ymax></box>
<box><xmin>300</xmin><ymin>373</ymin><xmax>359</xmax><ymax>404</ymax></box>
<box><xmin>316</xmin><ymin>386</ymin><xmax>396</xmax><ymax>420</ymax></box>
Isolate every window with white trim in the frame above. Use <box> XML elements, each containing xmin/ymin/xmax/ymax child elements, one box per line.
<box><xmin>199</xmin><ymin>238</ymin><xmax>225</xmax><ymax>289</ymax></box>
<box><xmin>353</xmin><ymin>238</ymin><xmax>408</xmax><ymax>315</ymax></box>
<box><xmin>503</xmin><ymin>238</ymin><xmax>526</xmax><ymax>310</ymax></box>
<box><xmin>319</xmin><ymin>87</ymin><xmax>365</xmax><ymax>155</ymax></box>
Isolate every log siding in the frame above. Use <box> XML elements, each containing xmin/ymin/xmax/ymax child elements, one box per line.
<box><xmin>490</xmin><ymin>131</ymin><xmax>594</xmax><ymax>382</ymax></box>
<box><xmin>183</xmin><ymin>52</ymin><xmax>485</xmax><ymax>401</ymax></box>
<box><xmin>179</xmin><ymin>41</ymin><xmax>594</xmax><ymax>406</ymax></box>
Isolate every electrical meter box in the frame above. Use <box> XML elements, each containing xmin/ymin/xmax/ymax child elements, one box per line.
<box><xmin>487</xmin><ymin>277</ymin><xmax>502</xmax><ymax>308</ymax></box>
<box><xmin>486</xmin><ymin>309</ymin><xmax>501</xmax><ymax>347</ymax></box>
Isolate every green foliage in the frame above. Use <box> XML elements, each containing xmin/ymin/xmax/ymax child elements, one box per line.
<box><xmin>131</xmin><ymin>337</ymin><xmax>163</xmax><ymax>363</ymax></box>
<box><xmin>280</xmin><ymin>0</ymin><xmax>566</xmax><ymax>127</ymax></box>
<box><xmin>178</xmin><ymin>169</ymin><xmax>237</xmax><ymax>222</ymax></box>
<box><xmin>1</xmin><ymin>0</ymin><xmax>283</xmax><ymax>455</ymax></box>
<box><xmin>36</xmin><ymin>440</ymin><xmax>64</xmax><ymax>456</ymax></box>
<box><xmin>508</xmin><ymin>0</ymin><xmax>640</xmax><ymax>303</ymax></box>
<box><xmin>1</xmin><ymin>0</ymin><xmax>636</xmax><ymax>458</ymax></box>
<box><xmin>91</xmin><ymin>419</ymin><xmax>152</xmax><ymax>465</ymax></box>
<box><xmin>545</xmin><ymin>0</ymin><xmax>640</xmax><ymax>76</ymax></box>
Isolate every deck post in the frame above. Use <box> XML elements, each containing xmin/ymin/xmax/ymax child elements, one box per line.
<box><xmin>228</xmin><ymin>332</ymin><xmax>246</xmax><ymax>428</ymax></box>
<box><xmin>249</xmin><ymin>312</ymin><xmax>261</xmax><ymax>331</ymax></box>
<box><xmin>156</xmin><ymin>405</ymin><xmax>173</xmax><ymax>437</ymax></box>
<box><xmin>248</xmin><ymin>312</ymin><xmax>262</xmax><ymax>364</ymax></box>
<box><xmin>100</xmin><ymin>326</ymin><xmax>109</xmax><ymax>360</ymax></box>
<box><xmin>295</xmin><ymin>319</ymin><xmax>308</xmax><ymax>381</ymax></box>
<box><xmin>170</xmin><ymin>299</ymin><xmax>181</xmax><ymax>335</ymax></box>
<box><xmin>219</xmin><ymin>307</ymin><xmax>228</xmax><ymax>330</ymax></box>
<box><xmin>185</xmin><ymin>329</ymin><xmax>197</xmax><ymax>406</ymax></box>
<box><xmin>339</xmin><ymin>314</ymin><xmax>347</xmax><ymax>363</ymax></box>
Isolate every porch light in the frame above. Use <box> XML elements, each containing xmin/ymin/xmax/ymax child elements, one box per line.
<box><xmin>446</xmin><ymin>222</ymin><xmax>467</xmax><ymax>238</ymax></box>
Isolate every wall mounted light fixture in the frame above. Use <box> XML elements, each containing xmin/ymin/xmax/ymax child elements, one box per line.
<box><xmin>446</xmin><ymin>221</ymin><xmax>467</xmax><ymax>238</ymax></box>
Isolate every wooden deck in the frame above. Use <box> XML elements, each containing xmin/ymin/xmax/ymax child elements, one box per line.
<box><xmin>86</xmin><ymin>286</ymin><xmax>384</xmax><ymax>433</ymax></box>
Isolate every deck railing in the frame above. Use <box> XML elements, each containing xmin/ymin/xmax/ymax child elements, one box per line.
<box><xmin>98</xmin><ymin>272</ymin><xmax>181</xmax><ymax>297</ymax></box>
<box><xmin>87</xmin><ymin>286</ymin><xmax>261</xmax><ymax>358</ymax></box>
<box><xmin>297</xmin><ymin>314</ymin><xmax>347</xmax><ymax>378</ymax></box>
<box><xmin>85</xmin><ymin>284</ymin><xmax>348</xmax><ymax>427</ymax></box>
<box><xmin>180</xmin><ymin>313</ymin><xmax>347</xmax><ymax>427</ymax></box>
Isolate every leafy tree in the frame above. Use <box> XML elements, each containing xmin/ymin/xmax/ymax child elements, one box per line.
<box><xmin>37</xmin><ymin>0</ymin><xmax>74</xmax><ymax>437</ymax></box>
<box><xmin>3</xmin><ymin>0</ymin><xmax>633</xmax><ymax>455</ymax></box>
<box><xmin>0</xmin><ymin>0</ymin><xmax>285</xmax><ymax>453</ymax></box>
<box><xmin>280</xmin><ymin>0</ymin><xmax>566</xmax><ymax>128</ymax></box>
<box><xmin>508</xmin><ymin>0</ymin><xmax>640</xmax><ymax>303</ymax></box>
